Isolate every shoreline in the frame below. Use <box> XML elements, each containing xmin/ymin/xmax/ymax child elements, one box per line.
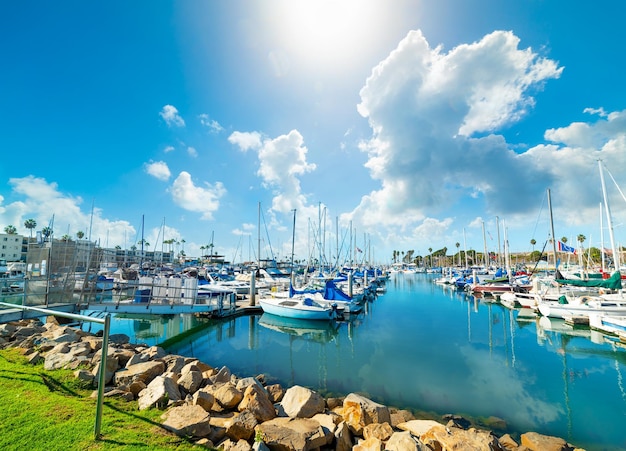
<box><xmin>0</xmin><ymin>316</ymin><xmax>588</xmax><ymax>450</ymax></box>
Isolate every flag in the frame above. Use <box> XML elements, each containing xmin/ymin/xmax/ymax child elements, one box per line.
<box><xmin>557</xmin><ymin>241</ymin><xmax>576</xmax><ymax>254</ymax></box>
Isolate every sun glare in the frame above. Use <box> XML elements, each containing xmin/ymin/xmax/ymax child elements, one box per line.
<box><xmin>274</xmin><ymin>0</ymin><xmax>388</xmax><ymax>70</ymax></box>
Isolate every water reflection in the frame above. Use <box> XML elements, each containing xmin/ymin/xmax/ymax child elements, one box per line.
<box><xmin>87</xmin><ymin>274</ymin><xmax>626</xmax><ymax>451</ymax></box>
<box><xmin>258</xmin><ymin>313</ymin><xmax>339</xmax><ymax>344</ymax></box>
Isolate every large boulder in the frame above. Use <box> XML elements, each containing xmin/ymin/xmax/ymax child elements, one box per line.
<box><xmin>161</xmin><ymin>404</ymin><xmax>211</xmax><ymax>439</ymax></box>
<box><xmin>385</xmin><ymin>431</ymin><xmax>421</xmax><ymax>451</ymax></box>
<box><xmin>137</xmin><ymin>375</ymin><xmax>181</xmax><ymax>410</ymax></box>
<box><xmin>255</xmin><ymin>417</ymin><xmax>331</xmax><ymax>451</ymax></box>
<box><xmin>520</xmin><ymin>431</ymin><xmax>574</xmax><ymax>451</ymax></box>
<box><xmin>420</xmin><ymin>425</ymin><xmax>505</xmax><ymax>451</ymax></box>
<box><xmin>280</xmin><ymin>385</ymin><xmax>325</xmax><ymax>418</ymax></box>
<box><xmin>239</xmin><ymin>384</ymin><xmax>276</xmax><ymax>422</ymax></box>
<box><xmin>225</xmin><ymin>410</ymin><xmax>258</xmax><ymax>441</ymax></box>
<box><xmin>337</xmin><ymin>393</ymin><xmax>391</xmax><ymax>436</ymax></box>
<box><xmin>113</xmin><ymin>360</ymin><xmax>165</xmax><ymax>386</ymax></box>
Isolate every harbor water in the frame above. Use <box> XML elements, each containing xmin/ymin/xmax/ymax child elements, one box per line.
<box><xmin>84</xmin><ymin>273</ymin><xmax>626</xmax><ymax>450</ymax></box>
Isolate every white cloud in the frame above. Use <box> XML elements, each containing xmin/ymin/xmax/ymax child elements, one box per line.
<box><xmin>159</xmin><ymin>104</ymin><xmax>185</xmax><ymax>127</ymax></box>
<box><xmin>348</xmin><ymin>29</ymin><xmax>564</xmax><ymax>246</ymax></box>
<box><xmin>232</xmin><ymin>223</ymin><xmax>255</xmax><ymax>236</ymax></box>
<box><xmin>164</xmin><ymin>145</ymin><xmax>175</xmax><ymax>153</ymax></box>
<box><xmin>169</xmin><ymin>172</ymin><xmax>226</xmax><ymax>220</ymax></box>
<box><xmin>199</xmin><ymin>114</ymin><xmax>224</xmax><ymax>133</ymax></box>
<box><xmin>2</xmin><ymin>176</ymin><xmax>136</xmax><ymax>246</ymax></box>
<box><xmin>144</xmin><ymin>161</ymin><xmax>171</xmax><ymax>181</ymax></box>
<box><xmin>228</xmin><ymin>131</ymin><xmax>263</xmax><ymax>151</ymax></box>
<box><xmin>187</xmin><ymin>146</ymin><xmax>198</xmax><ymax>157</ymax></box>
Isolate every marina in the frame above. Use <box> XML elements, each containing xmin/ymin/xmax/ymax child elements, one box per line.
<box><xmin>48</xmin><ymin>271</ymin><xmax>626</xmax><ymax>451</ymax></box>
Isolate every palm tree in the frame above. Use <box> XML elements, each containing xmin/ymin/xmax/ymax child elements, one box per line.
<box><xmin>577</xmin><ymin>234</ymin><xmax>586</xmax><ymax>250</ymax></box>
<box><xmin>61</xmin><ymin>234</ymin><xmax>71</xmax><ymax>242</ymax></box>
<box><xmin>3</xmin><ymin>225</ymin><xmax>17</xmax><ymax>234</ymax></box>
<box><xmin>24</xmin><ymin>219</ymin><xmax>37</xmax><ymax>238</ymax></box>
<box><xmin>76</xmin><ymin>230</ymin><xmax>85</xmax><ymax>240</ymax></box>
<box><xmin>561</xmin><ymin>236</ymin><xmax>568</xmax><ymax>244</ymax></box>
<box><xmin>530</xmin><ymin>239</ymin><xmax>536</xmax><ymax>252</ymax></box>
<box><xmin>41</xmin><ymin>226</ymin><xmax>53</xmax><ymax>241</ymax></box>
<box><xmin>428</xmin><ymin>247</ymin><xmax>433</xmax><ymax>267</ymax></box>
<box><xmin>455</xmin><ymin>242</ymin><xmax>460</xmax><ymax>266</ymax></box>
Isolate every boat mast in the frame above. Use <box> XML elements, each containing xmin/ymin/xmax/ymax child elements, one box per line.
<box><xmin>547</xmin><ymin>188</ymin><xmax>558</xmax><ymax>270</ymax></box>
<box><xmin>600</xmin><ymin>202</ymin><xmax>606</xmax><ymax>273</ymax></box>
<box><xmin>599</xmin><ymin>160</ymin><xmax>621</xmax><ymax>271</ymax></box>
<box><xmin>290</xmin><ymin>209</ymin><xmax>296</xmax><ymax>275</ymax></box>
<box><xmin>481</xmin><ymin>221</ymin><xmax>489</xmax><ymax>269</ymax></box>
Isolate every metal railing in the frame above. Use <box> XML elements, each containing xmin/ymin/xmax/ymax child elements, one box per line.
<box><xmin>0</xmin><ymin>302</ymin><xmax>110</xmax><ymax>440</ymax></box>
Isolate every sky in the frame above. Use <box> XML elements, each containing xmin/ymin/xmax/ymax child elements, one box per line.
<box><xmin>2</xmin><ymin>0</ymin><xmax>626</xmax><ymax>265</ymax></box>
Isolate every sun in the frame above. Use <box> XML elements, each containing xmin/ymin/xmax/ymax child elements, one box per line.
<box><xmin>271</xmin><ymin>0</ymin><xmax>391</xmax><ymax>70</ymax></box>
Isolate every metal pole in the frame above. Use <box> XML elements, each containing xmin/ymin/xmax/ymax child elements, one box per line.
<box><xmin>94</xmin><ymin>313</ymin><xmax>110</xmax><ymax>440</ymax></box>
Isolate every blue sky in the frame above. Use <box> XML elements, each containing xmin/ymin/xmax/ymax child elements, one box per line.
<box><xmin>2</xmin><ymin>0</ymin><xmax>626</xmax><ymax>264</ymax></box>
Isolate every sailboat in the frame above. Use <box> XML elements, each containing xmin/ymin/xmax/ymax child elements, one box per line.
<box><xmin>258</xmin><ymin>208</ymin><xmax>339</xmax><ymax>320</ymax></box>
<box><xmin>537</xmin><ymin>163</ymin><xmax>625</xmax><ymax>319</ymax></box>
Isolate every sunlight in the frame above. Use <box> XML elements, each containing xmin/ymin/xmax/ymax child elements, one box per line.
<box><xmin>274</xmin><ymin>0</ymin><xmax>388</xmax><ymax>69</ymax></box>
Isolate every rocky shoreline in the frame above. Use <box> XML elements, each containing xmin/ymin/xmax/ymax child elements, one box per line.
<box><xmin>0</xmin><ymin>317</ymin><xmax>585</xmax><ymax>451</ymax></box>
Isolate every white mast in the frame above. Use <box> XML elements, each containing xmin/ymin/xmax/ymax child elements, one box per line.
<box><xmin>599</xmin><ymin>160</ymin><xmax>620</xmax><ymax>271</ymax></box>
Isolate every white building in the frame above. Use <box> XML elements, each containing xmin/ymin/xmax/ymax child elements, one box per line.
<box><xmin>0</xmin><ymin>233</ymin><xmax>24</xmax><ymax>262</ymax></box>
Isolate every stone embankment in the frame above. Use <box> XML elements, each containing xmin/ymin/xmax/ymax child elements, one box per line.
<box><xmin>0</xmin><ymin>317</ymin><xmax>585</xmax><ymax>451</ymax></box>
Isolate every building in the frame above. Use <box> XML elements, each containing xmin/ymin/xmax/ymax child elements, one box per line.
<box><xmin>0</xmin><ymin>233</ymin><xmax>25</xmax><ymax>262</ymax></box>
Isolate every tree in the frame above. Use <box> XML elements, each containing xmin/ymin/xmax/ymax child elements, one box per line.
<box><xmin>577</xmin><ymin>234</ymin><xmax>586</xmax><ymax>247</ymax></box>
<box><xmin>561</xmin><ymin>236</ymin><xmax>568</xmax><ymax>244</ymax></box>
<box><xmin>76</xmin><ymin>230</ymin><xmax>85</xmax><ymax>240</ymax></box>
<box><xmin>24</xmin><ymin>219</ymin><xmax>37</xmax><ymax>238</ymax></box>
<box><xmin>428</xmin><ymin>247</ymin><xmax>433</xmax><ymax>267</ymax></box>
<box><xmin>61</xmin><ymin>234</ymin><xmax>71</xmax><ymax>242</ymax></box>
<box><xmin>3</xmin><ymin>225</ymin><xmax>17</xmax><ymax>234</ymax></box>
<box><xmin>530</xmin><ymin>239</ymin><xmax>536</xmax><ymax>253</ymax></box>
<box><xmin>455</xmin><ymin>242</ymin><xmax>460</xmax><ymax>266</ymax></box>
<box><xmin>41</xmin><ymin>226</ymin><xmax>53</xmax><ymax>241</ymax></box>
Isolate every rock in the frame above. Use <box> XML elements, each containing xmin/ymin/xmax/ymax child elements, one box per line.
<box><xmin>420</xmin><ymin>426</ymin><xmax>505</xmax><ymax>451</ymax></box>
<box><xmin>443</xmin><ymin>413</ymin><xmax>471</xmax><ymax>429</ymax></box>
<box><xmin>396</xmin><ymin>419</ymin><xmax>443</xmax><ymax>438</ymax></box>
<box><xmin>353</xmin><ymin>436</ymin><xmax>383</xmax><ymax>451</ymax></box>
<box><xmin>280</xmin><ymin>385</ymin><xmax>325</xmax><ymax>418</ymax></box>
<box><xmin>265</xmin><ymin>383</ymin><xmax>285</xmax><ymax>403</ymax></box>
<box><xmin>521</xmin><ymin>431</ymin><xmax>574</xmax><ymax>451</ymax></box>
<box><xmin>161</xmin><ymin>404</ymin><xmax>211</xmax><ymax>439</ymax></box>
<box><xmin>178</xmin><ymin>368</ymin><xmax>203</xmax><ymax>394</ymax></box>
<box><xmin>239</xmin><ymin>383</ymin><xmax>276</xmax><ymax>422</ymax></box>
<box><xmin>212</xmin><ymin>383</ymin><xmax>243</xmax><ymax>409</ymax></box>
<box><xmin>113</xmin><ymin>360</ymin><xmax>165</xmax><ymax>386</ymax></box>
<box><xmin>219</xmin><ymin>438</ymin><xmax>252</xmax><ymax>451</ymax></box>
<box><xmin>225</xmin><ymin>410</ymin><xmax>258</xmax><ymax>441</ymax></box>
<box><xmin>482</xmin><ymin>415</ymin><xmax>507</xmax><ymax>431</ymax></box>
<box><xmin>311</xmin><ymin>412</ymin><xmax>340</xmax><ymax>439</ymax></box>
<box><xmin>499</xmin><ymin>433</ymin><xmax>519</xmax><ymax>450</ymax></box>
<box><xmin>236</xmin><ymin>376</ymin><xmax>265</xmax><ymax>393</ymax></box>
<box><xmin>213</xmin><ymin>366</ymin><xmax>232</xmax><ymax>383</ymax></box>
<box><xmin>334</xmin><ymin>421</ymin><xmax>354</xmax><ymax>451</ymax></box>
<box><xmin>192</xmin><ymin>389</ymin><xmax>216</xmax><ymax>412</ymax></box>
<box><xmin>338</xmin><ymin>393</ymin><xmax>391</xmax><ymax>436</ymax></box>
<box><xmin>255</xmin><ymin>417</ymin><xmax>331</xmax><ymax>451</ymax></box>
<box><xmin>137</xmin><ymin>375</ymin><xmax>181</xmax><ymax>410</ymax></box>
<box><xmin>362</xmin><ymin>422</ymin><xmax>394</xmax><ymax>442</ymax></box>
<box><xmin>390</xmin><ymin>408</ymin><xmax>414</xmax><ymax>427</ymax></box>
<box><xmin>385</xmin><ymin>431</ymin><xmax>422</xmax><ymax>451</ymax></box>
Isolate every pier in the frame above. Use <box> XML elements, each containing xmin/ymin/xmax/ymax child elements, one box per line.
<box><xmin>0</xmin><ymin>274</ymin><xmax>262</xmax><ymax>324</ymax></box>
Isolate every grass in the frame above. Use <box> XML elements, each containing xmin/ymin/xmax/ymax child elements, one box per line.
<box><xmin>0</xmin><ymin>348</ymin><xmax>211</xmax><ymax>450</ymax></box>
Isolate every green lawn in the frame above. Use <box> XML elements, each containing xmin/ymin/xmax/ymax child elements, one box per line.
<box><xmin>0</xmin><ymin>349</ymin><xmax>210</xmax><ymax>450</ymax></box>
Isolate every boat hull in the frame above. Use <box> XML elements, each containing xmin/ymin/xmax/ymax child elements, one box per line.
<box><xmin>259</xmin><ymin>297</ymin><xmax>335</xmax><ymax>320</ymax></box>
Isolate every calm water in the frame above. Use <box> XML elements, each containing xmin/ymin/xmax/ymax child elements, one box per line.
<box><xmin>84</xmin><ymin>273</ymin><xmax>626</xmax><ymax>451</ymax></box>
